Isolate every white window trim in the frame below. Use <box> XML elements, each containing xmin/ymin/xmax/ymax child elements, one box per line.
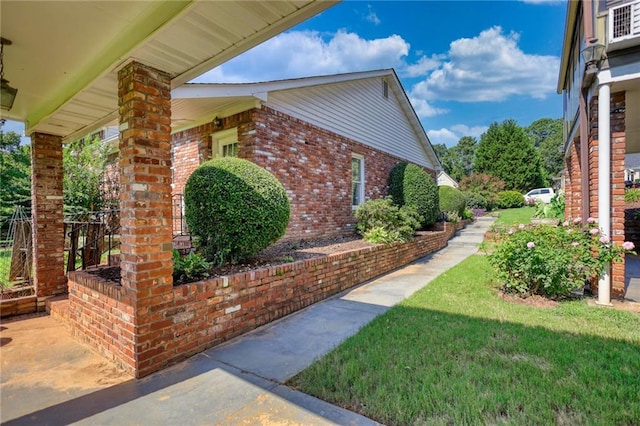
<box><xmin>211</xmin><ymin>127</ymin><xmax>238</xmax><ymax>158</ymax></box>
<box><xmin>352</xmin><ymin>154</ymin><xmax>365</xmax><ymax>209</ymax></box>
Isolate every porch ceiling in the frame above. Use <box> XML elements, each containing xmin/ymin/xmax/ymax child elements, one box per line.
<box><xmin>0</xmin><ymin>0</ymin><xmax>336</xmax><ymax>141</ymax></box>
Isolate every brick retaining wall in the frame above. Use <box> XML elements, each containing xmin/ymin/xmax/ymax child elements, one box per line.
<box><xmin>68</xmin><ymin>224</ymin><xmax>457</xmax><ymax>377</ymax></box>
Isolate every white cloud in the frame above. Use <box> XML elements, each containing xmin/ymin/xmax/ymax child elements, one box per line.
<box><xmin>410</xmin><ymin>26</ymin><xmax>559</xmax><ymax>103</ymax></box>
<box><xmin>409</xmin><ymin>97</ymin><xmax>448</xmax><ymax>118</ymax></box>
<box><xmin>192</xmin><ymin>30</ymin><xmax>409</xmax><ymax>83</ymax></box>
<box><xmin>427</xmin><ymin>124</ymin><xmax>488</xmax><ymax>147</ymax></box>
<box><xmin>365</xmin><ymin>5</ymin><xmax>381</xmax><ymax>25</ymax></box>
<box><xmin>404</xmin><ymin>55</ymin><xmax>444</xmax><ymax>77</ymax></box>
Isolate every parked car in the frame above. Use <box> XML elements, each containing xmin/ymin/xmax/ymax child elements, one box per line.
<box><xmin>524</xmin><ymin>187</ymin><xmax>555</xmax><ymax>204</ymax></box>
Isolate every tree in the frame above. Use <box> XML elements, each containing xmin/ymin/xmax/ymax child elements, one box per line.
<box><xmin>63</xmin><ymin>136</ymin><xmax>118</xmax><ymax>214</ymax></box>
<box><xmin>432</xmin><ymin>144</ymin><xmax>449</xmax><ymax>164</ymax></box>
<box><xmin>474</xmin><ymin>120</ymin><xmax>544</xmax><ymax>192</ymax></box>
<box><xmin>447</xmin><ymin>136</ymin><xmax>477</xmax><ymax>181</ymax></box>
<box><xmin>528</xmin><ymin>118</ymin><xmax>563</xmax><ymax>184</ymax></box>
<box><xmin>0</xmin><ymin>131</ymin><xmax>31</xmax><ymax>230</ymax></box>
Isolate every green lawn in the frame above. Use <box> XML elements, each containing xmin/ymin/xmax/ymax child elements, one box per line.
<box><xmin>289</xmin><ymin>255</ymin><xmax>640</xmax><ymax>425</ymax></box>
<box><xmin>493</xmin><ymin>206</ymin><xmax>535</xmax><ymax>226</ymax></box>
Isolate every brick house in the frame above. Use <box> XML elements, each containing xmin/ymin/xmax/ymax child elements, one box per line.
<box><xmin>170</xmin><ymin>69</ymin><xmax>442</xmax><ymax>241</ymax></box>
<box><xmin>557</xmin><ymin>0</ymin><xmax>640</xmax><ymax>304</ymax></box>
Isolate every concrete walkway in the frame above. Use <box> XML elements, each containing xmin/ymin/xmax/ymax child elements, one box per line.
<box><xmin>1</xmin><ymin>217</ymin><xmax>495</xmax><ymax>426</ymax></box>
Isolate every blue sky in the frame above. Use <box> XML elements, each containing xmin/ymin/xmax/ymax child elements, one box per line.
<box><xmin>3</xmin><ymin>1</ymin><xmax>567</xmax><ymax>148</ymax></box>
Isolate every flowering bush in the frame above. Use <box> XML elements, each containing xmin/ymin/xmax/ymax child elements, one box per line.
<box><xmin>489</xmin><ymin>218</ymin><xmax>635</xmax><ymax>298</ymax></box>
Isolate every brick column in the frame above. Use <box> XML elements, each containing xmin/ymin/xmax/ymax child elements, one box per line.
<box><xmin>588</xmin><ymin>91</ymin><xmax>627</xmax><ymax>299</ymax></box>
<box><xmin>118</xmin><ymin>61</ymin><xmax>173</xmax><ymax>374</ymax></box>
<box><xmin>31</xmin><ymin>132</ymin><xmax>66</xmax><ymax>298</ymax></box>
<box><xmin>610</xmin><ymin>92</ymin><xmax>626</xmax><ymax>298</ymax></box>
<box><xmin>565</xmin><ymin>137</ymin><xmax>582</xmax><ymax>220</ymax></box>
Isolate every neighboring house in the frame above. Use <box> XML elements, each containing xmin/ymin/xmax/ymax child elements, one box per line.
<box><xmin>625</xmin><ymin>153</ymin><xmax>640</xmax><ymax>183</ymax></box>
<box><xmin>170</xmin><ymin>69</ymin><xmax>442</xmax><ymax>241</ymax></box>
<box><xmin>558</xmin><ymin>0</ymin><xmax>640</xmax><ymax>303</ymax></box>
<box><xmin>437</xmin><ymin>171</ymin><xmax>459</xmax><ymax>188</ymax></box>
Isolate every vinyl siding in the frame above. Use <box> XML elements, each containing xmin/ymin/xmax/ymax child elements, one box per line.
<box><xmin>265</xmin><ymin>77</ymin><xmax>434</xmax><ymax>169</ymax></box>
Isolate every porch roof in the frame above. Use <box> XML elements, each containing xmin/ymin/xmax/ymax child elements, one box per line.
<box><xmin>0</xmin><ymin>0</ymin><xmax>337</xmax><ymax>142</ymax></box>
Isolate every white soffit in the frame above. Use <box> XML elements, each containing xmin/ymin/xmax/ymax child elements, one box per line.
<box><xmin>0</xmin><ymin>0</ymin><xmax>337</xmax><ymax>140</ymax></box>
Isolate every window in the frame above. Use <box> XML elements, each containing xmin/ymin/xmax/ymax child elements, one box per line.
<box><xmin>352</xmin><ymin>154</ymin><xmax>364</xmax><ymax>208</ymax></box>
<box><xmin>383</xmin><ymin>80</ymin><xmax>389</xmax><ymax>99</ymax></box>
<box><xmin>211</xmin><ymin>127</ymin><xmax>238</xmax><ymax>158</ymax></box>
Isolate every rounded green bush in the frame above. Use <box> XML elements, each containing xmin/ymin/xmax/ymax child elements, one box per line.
<box><xmin>464</xmin><ymin>191</ymin><xmax>488</xmax><ymax>210</ymax></box>
<box><xmin>439</xmin><ymin>186</ymin><xmax>466</xmax><ymax>217</ymax></box>
<box><xmin>388</xmin><ymin>162</ymin><xmax>439</xmax><ymax>226</ymax></box>
<box><xmin>497</xmin><ymin>191</ymin><xmax>525</xmax><ymax>209</ymax></box>
<box><xmin>184</xmin><ymin>157</ymin><xmax>290</xmax><ymax>265</ymax></box>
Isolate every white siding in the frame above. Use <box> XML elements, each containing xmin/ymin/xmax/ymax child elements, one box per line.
<box><xmin>266</xmin><ymin>77</ymin><xmax>435</xmax><ymax>169</ymax></box>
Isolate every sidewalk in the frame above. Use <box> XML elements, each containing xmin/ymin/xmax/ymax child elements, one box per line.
<box><xmin>1</xmin><ymin>217</ymin><xmax>495</xmax><ymax>426</ymax></box>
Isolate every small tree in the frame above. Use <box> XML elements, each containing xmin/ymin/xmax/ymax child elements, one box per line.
<box><xmin>184</xmin><ymin>157</ymin><xmax>290</xmax><ymax>266</ymax></box>
<box><xmin>389</xmin><ymin>162</ymin><xmax>439</xmax><ymax>227</ymax></box>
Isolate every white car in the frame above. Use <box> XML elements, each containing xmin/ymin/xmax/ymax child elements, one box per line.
<box><xmin>525</xmin><ymin>188</ymin><xmax>555</xmax><ymax>204</ymax></box>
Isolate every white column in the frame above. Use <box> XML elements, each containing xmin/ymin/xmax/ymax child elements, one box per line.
<box><xmin>597</xmin><ymin>83</ymin><xmax>612</xmax><ymax>306</ymax></box>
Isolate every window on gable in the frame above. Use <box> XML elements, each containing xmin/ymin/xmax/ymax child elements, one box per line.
<box><xmin>211</xmin><ymin>127</ymin><xmax>238</xmax><ymax>158</ymax></box>
<box><xmin>352</xmin><ymin>154</ymin><xmax>365</xmax><ymax>208</ymax></box>
<box><xmin>383</xmin><ymin>80</ymin><xmax>389</xmax><ymax>99</ymax></box>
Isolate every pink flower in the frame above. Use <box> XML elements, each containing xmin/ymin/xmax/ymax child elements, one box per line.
<box><xmin>623</xmin><ymin>241</ymin><xmax>635</xmax><ymax>250</ymax></box>
<box><xmin>571</xmin><ymin>242</ymin><xmax>580</xmax><ymax>247</ymax></box>
<box><xmin>573</xmin><ymin>218</ymin><xmax>581</xmax><ymax>224</ymax></box>
<box><xmin>599</xmin><ymin>236</ymin><xmax>610</xmax><ymax>244</ymax></box>
<box><xmin>587</xmin><ymin>217</ymin><xmax>597</xmax><ymax>223</ymax></box>
<box><xmin>562</xmin><ymin>221</ymin><xmax>569</xmax><ymax>227</ymax></box>
<box><xmin>518</xmin><ymin>224</ymin><xmax>525</xmax><ymax>230</ymax></box>
<box><xmin>527</xmin><ymin>242</ymin><xmax>535</xmax><ymax>249</ymax></box>
<box><xmin>590</xmin><ymin>228</ymin><xmax>599</xmax><ymax>235</ymax></box>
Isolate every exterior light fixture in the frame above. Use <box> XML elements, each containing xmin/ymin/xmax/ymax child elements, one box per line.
<box><xmin>581</xmin><ymin>41</ymin><xmax>605</xmax><ymax>88</ymax></box>
<box><xmin>582</xmin><ymin>43</ymin><xmax>606</xmax><ymax>72</ymax></box>
<box><xmin>0</xmin><ymin>37</ymin><xmax>18</xmax><ymax>111</ymax></box>
<box><xmin>213</xmin><ymin>116</ymin><xmax>223</xmax><ymax>128</ymax></box>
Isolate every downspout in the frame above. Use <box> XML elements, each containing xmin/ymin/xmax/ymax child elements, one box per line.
<box><xmin>597</xmin><ymin>82</ymin><xmax>612</xmax><ymax>306</ymax></box>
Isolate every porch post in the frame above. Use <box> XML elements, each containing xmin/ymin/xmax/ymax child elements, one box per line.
<box><xmin>31</xmin><ymin>132</ymin><xmax>66</xmax><ymax>298</ymax></box>
<box><xmin>597</xmin><ymin>82</ymin><xmax>612</xmax><ymax>306</ymax></box>
<box><xmin>118</xmin><ymin>61</ymin><xmax>174</xmax><ymax>376</ymax></box>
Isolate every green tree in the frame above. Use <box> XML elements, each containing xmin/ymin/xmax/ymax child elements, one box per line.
<box><xmin>432</xmin><ymin>144</ymin><xmax>449</xmax><ymax>164</ymax></box>
<box><xmin>447</xmin><ymin>136</ymin><xmax>477</xmax><ymax>181</ymax></box>
<box><xmin>474</xmin><ymin>120</ymin><xmax>544</xmax><ymax>192</ymax></box>
<box><xmin>528</xmin><ymin>118</ymin><xmax>563</xmax><ymax>184</ymax></box>
<box><xmin>0</xmin><ymin>131</ymin><xmax>31</xmax><ymax>229</ymax></box>
<box><xmin>63</xmin><ymin>136</ymin><xmax>117</xmax><ymax>214</ymax></box>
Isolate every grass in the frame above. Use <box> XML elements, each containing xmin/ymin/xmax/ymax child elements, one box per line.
<box><xmin>493</xmin><ymin>206</ymin><xmax>535</xmax><ymax>226</ymax></box>
<box><xmin>289</xmin><ymin>255</ymin><xmax>640</xmax><ymax>425</ymax></box>
<box><xmin>0</xmin><ymin>247</ymin><xmax>10</xmax><ymax>286</ymax></box>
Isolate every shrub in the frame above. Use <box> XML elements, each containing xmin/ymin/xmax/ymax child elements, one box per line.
<box><xmin>464</xmin><ymin>191</ymin><xmax>488</xmax><ymax>210</ymax></box>
<box><xmin>173</xmin><ymin>250</ymin><xmax>211</xmax><ymax>284</ymax></box>
<box><xmin>439</xmin><ymin>186</ymin><xmax>466</xmax><ymax>217</ymax></box>
<box><xmin>388</xmin><ymin>162</ymin><xmax>439</xmax><ymax>226</ymax></box>
<box><xmin>533</xmin><ymin>193</ymin><xmax>565</xmax><ymax>219</ymax></box>
<box><xmin>459</xmin><ymin>173</ymin><xmax>505</xmax><ymax>194</ymax></box>
<box><xmin>355</xmin><ymin>198</ymin><xmax>421</xmax><ymax>243</ymax></box>
<box><xmin>496</xmin><ymin>191</ymin><xmax>525</xmax><ymax>209</ymax></box>
<box><xmin>624</xmin><ymin>188</ymin><xmax>640</xmax><ymax>202</ymax></box>
<box><xmin>472</xmin><ymin>209</ymin><xmax>486</xmax><ymax>217</ymax></box>
<box><xmin>461</xmin><ymin>208</ymin><xmax>474</xmax><ymax>221</ymax></box>
<box><xmin>184</xmin><ymin>157</ymin><xmax>290</xmax><ymax>265</ymax></box>
<box><xmin>489</xmin><ymin>218</ymin><xmax>635</xmax><ymax>298</ymax></box>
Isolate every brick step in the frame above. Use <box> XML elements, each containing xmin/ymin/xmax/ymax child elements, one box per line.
<box><xmin>46</xmin><ymin>294</ymin><xmax>70</xmax><ymax>323</ymax></box>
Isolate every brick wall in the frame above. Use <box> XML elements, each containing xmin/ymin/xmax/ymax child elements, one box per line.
<box><xmin>172</xmin><ymin>106</ymin><xmax>436</xmax><ymax>241</ymax></box>
<box><xmin>565</xmin><ymin>137</ymin><xmax>582</xmax><ymax>220</ymax></box>
<box><xmin>31</xmin><ymin>133</ymin><xmax>67</xmax><ymax>297</ymax></box>
<box><xmin>67</xmin><ymin>225</ymin><xmax>456</xmax><ymax>377</ymax></box>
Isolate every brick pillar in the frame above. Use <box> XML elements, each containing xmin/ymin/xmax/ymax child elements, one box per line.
<box><xmin>588</xmin><ymin>92</ymin><xmax>627</xmax><ymax>298</ymax></box>
<box><xmin>31</xmin><ymin>133</ymin><xmax>66</xmax><ymax>297</ymax></box>
<box><xmin>118</xmin><ymin>61</ymin><xmax>173</xmax><ymax>376</ymax></box>
<box><xmin>610</xmin><ymin>92</ymin><xmax>626</xmax><ymax>298</ymax></box>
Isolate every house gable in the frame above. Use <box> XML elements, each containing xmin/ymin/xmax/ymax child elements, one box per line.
<box><xmin>265</xmin><ymin>75</ymin><xmax>437</xmax><ymax>170</ymax></box>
